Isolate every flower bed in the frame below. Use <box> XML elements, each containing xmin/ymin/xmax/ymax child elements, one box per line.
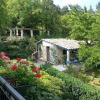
<box><xmin>0</xmin><ymin>52</ymin><xmax>65</xmax><ymax>99</ymax></box>
<box><xmin>41</xmin><ymin>63</ymin><xmax>100</xmax><ymax>100</ymax></box>
<box><xmin>0</xmin><ymin>52</ymin><xmax>42</xmax><ymax>97</ymax></box>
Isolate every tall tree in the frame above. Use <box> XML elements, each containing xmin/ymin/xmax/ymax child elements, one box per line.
<box><xmin>96</xmin><ymin>1</ymin><xmax>100</xmax><ymax>11</ymax></box>
<box><xmin>40</xmin><ymin>0</ymin><xmax>61</xmax><ymax>34</ymax></box>
<box><xmin>88</xmin><ymin>5</ymin><xmax>94</xmax><ymax>13</ymax></box>
<box><xmin>0</xmin><ymin>0</ymin><xmax>8</xmax><ymax>41</ymax></box>
<box><xmin>7</xmin><ymin>0</ymin><xmax>43</xmax><ymax>28</ymax></box>
<box><xmin>60</xmin><ymin>6</ymin><xmax>69</xmax><ymax>15</ymax></box>
<box><xmin>66</xmin><ymin>6</ymin><xmax>95</xmax><ymax>40</ymax></box>
<box><xmin>7</xmin><ymin>0</ymin><xmax>61</xmax><ymax>36</ymax></box>
<box><xmin>78</xmin><ymin>12</ymin><xmax>100</xmax><ymax>71</ymax></box>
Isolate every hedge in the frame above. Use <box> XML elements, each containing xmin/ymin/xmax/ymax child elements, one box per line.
<box><xmin>25</xmin><ymin>71</ymin><xmax>65</xmax><ymax>100</ymax></box>
<box><xmin>0</xmin><ymin>39</ymin><xmax>31</xmax><ymax>59</ymax></box>
<box><xmin>41</xmin><ymin>64</ymin><xmax>100</xmax><ymax>100</ymax></box>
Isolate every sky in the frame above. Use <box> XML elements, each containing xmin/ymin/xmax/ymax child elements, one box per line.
<box><xmin>53</xmin><ymin>0</ymin><xmax>100</xmax><ymax>10</ymax></box>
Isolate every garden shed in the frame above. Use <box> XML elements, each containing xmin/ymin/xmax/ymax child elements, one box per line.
<box><xmin>37</xmin><ymin>38</ymin><xmax>80</xmax><ymax>64</ymax></box>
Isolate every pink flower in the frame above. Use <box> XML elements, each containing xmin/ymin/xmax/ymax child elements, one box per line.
<box><xmin>1</xmin><ymin>52</ymin><xmax>6</xmax><ymax>56</ymax></box>
<box><xmin>3</xmin><ymin>56</ymin><xmax>10</xmax><ymax>60</ymax></box>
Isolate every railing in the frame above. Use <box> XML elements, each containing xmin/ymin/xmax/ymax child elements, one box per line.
<box><xmin>0</xmin><ymin>76</ymin><xmax>25</xmax><ymax>100</ymax></box>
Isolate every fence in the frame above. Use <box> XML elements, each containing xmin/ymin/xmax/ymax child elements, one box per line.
<box><xmin>0</xmin><ymin>76</ymin><xmax>25</xmax><ymax>100</ymax></box>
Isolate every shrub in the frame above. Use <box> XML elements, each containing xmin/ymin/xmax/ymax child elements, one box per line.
<box><xmin>25</xmin><ymin>85</ymin><xmax>60</xmax><ymax>100</ymax></box>
<box><xmin>41</xmin><ymin>64</ymin><xmax>100</xmax><ymax>100</ymax></box>
<box><xmin>0</xmin><ymin>37</ymin><xmax>36</xmax><ymax>59</ymax></box>
<box><xmin>25</xmin><ymin>71</ymin><xmax>65</xmax><ymax>100</ymax></box>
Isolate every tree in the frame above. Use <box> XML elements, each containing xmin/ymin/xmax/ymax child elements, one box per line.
<box><xmin>65</xmin><ymin>6</ymin><xmax>95</xmax><ymax>40</ymax></box>
<box><xmin>60</xmin><ymin>6</ymin><xmax>69</xmax><ymax>15</ymax></box>
<box><xmin>60</xmin><ymin>5</ymin><xmax>100</xmax><ymax>71</ymax></box>
<box><xmin>96</xmin><ymin>1</ymin><xmax>100</xmax><ymax>11</ymax></box>
<box><xmin>78</xmin><ymin>12</ymin><xmax>100</xmax><ymax>71</ymax></box>
<box><xmin>0</xmin><ymin>0</ymin><xmax>8</xmax><ymax>41</ymax></box>
<box><xmin>40</xmin><ymin>0</ymin><xmax>61</xmax><ymax>35</ymax></box>
<box><xmin>7</xmin><ymin>0</ymin><xmax>61</xmax><ymax>36</ymax></box>
<box><xmin>7</xmin><ymin>0</ymin><xmax>45</xmax><ymax>28</ymax></box>
<box><xmin>88</xmin><ymin>5</ymin><xmax>94</xmax><ymax>13</ymax></box>
<box><xmin>60</xmin><ymin>13</ymin><xmax>71</xmax><ymax>37</ymax></box>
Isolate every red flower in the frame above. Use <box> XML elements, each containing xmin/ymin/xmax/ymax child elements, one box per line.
<box><xmin>32</xmin><ymin>67</ymin><xmax>37</xmax><ymax>72</ymax></box>
<box><xmin>0</xmin><ymin>53</ymin><xmax>2</xmax><ymax>57</ymax></box>
<box><xmin>38</xmin><ymin>68</ymin><xmax>42</xmax><ymax>70</ymax></box>
<box><xmin>0</xmin><ymin>52</ymin><xmax>6</xmax><ymax>57</ymax></box>
<box><xmin>16</xmin><ymin>58</ymin><xmax>21</xmax><ymax>62</ymax></box>
<box><xmin>12</xmin><ymin>65</ymin><xmax>18</xmax><ymax>70</ymax></box>
<box><xmin>35</xmin><ymin>73</ymin><xmax>41</xmax><ymax>78</ymax></box>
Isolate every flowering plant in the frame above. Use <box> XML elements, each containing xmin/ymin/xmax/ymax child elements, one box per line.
<box><xmin>0</xmin><ymin>52</ymin><xmax>10</xmax><ymax>67</ymax></box>
<box><xmin>0</xmin><ymin>52</ymin><xmax>42</xmax><ymax>86</ymax></box>
<box><xmin>7</xmin><ymin>58</ymin><xmax>42</xmax><ymax>86</ymax></box>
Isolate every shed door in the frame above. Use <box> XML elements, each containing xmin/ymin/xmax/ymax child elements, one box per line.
<box><xmin>46</xmin><ymin>46</ymin><xmax>50</xmax><ymax>61</ymax></box>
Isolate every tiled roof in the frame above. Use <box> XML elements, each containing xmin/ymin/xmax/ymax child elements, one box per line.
<box><xmin>42</xmin><ymin>38</ymin><xmax>80</xmax><ymax>50</ymax></box>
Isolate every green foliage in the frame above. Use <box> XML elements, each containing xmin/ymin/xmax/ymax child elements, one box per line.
<box><xmin>41</xmin><ymin>63</ymin><xmax>52</xmax><ymax>70</ymax></box>
<box><xmin>40</xmin><ymin>71</ymin><xmax>64</xmax><ymax>96</ymax></box>
<box><xmin>6</xmin><ymin>0</ymin><xmax>61</xmax><ymax>36</ymax></box>
<box><xmin>41</xmin><ymin>65</ymin><xmax>100</xmax><ymax>100</ymax></box>
<box><xmin>0</xmin><ymin>38</ymin><xmax>36</xmax><ymax>59</ymax></box>
<box><xmin>8</xmin><ymin>65</ymin><xmax>31</xmax><ymax>85</ymax></box>
<box><xmin>0</xmin><ymin>66</ymin><xmax>7</xmax><ymax>76</ymax></box>
<box><xmin>0</xmin><ymin>57</ymin><xmax>6</xmax><ymax>67</ymax></box>
<box><xmin>96</xmin><ymin>2</ymin><xmax>100</xmax><ymax>11</ymax></box>
<box><xmin>0</xmin><ymin>0</ymin><xmax>8</xmax><ymax>30</ymax></box>
<box><xmin>78</xmin><ymin>44</ymin><xmax>100</xmax><ymax>70</ymax></box>
<box><xmin>25</xmin><ymin>70</ymin><xmax>65</xmax><ymax>100</ymax></box>
<box><xmin>26</xmin><ymin>36</ymin><xmax>37</xmax><ymax>52</ymax></box>
<box><xmin>68</xmin><ymin>7</ymin><xmax>95</xmax><ymax>40</ymax></box>
<box><xmin>66</xmin><ymin>65</ymin><xmax>78</xmax><ymax>77</ymax></box>
<box><xmin>26</xmin><ymin>85</ymin><xmax>59</xmax><ymax>100</ymax></box>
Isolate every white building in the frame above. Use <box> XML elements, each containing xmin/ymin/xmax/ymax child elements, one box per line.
<box><xmin>37</xmin><ymin>38</ymin><xmax>80</xmax><ymax>64</ymax></box>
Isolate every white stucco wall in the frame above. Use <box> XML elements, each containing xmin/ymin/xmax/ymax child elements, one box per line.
<box><xmin>42</xmin><ymin>41</ymin><xmax>54</xmax><ymax>61</ymax></box>
<box><xmin>41</xmin><ymin>41</ymin><xmax>64</xmax><ymax>63</ymax></box>
<box><xmin>56</xmin><ymin>47</ymin><xmax>63</xmax><ymax>59</ymax></box>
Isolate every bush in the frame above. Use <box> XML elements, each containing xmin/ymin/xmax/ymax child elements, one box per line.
<box><xmin>25</xmin><ymin>71</ymin><xmax>65</xmax><ymax>100</ymax></box>
<box><xmin>26</xmin><ymin>85</ymin><xmax>60</xmax><ymax>100</ymax></box>
<box><xmin>41</xmin><ymin>64</ymin><xmax>100</xmax><ymax>100</ymax></box>
<box><xmin>0</xmin><ymin>38</ymin><xmax>34</xmax><ymax>59</ymax></box>
<box><xmin>78</xmin><ymin>44</ymin><xmax>100</xmax><ymax>71</ymax></box>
